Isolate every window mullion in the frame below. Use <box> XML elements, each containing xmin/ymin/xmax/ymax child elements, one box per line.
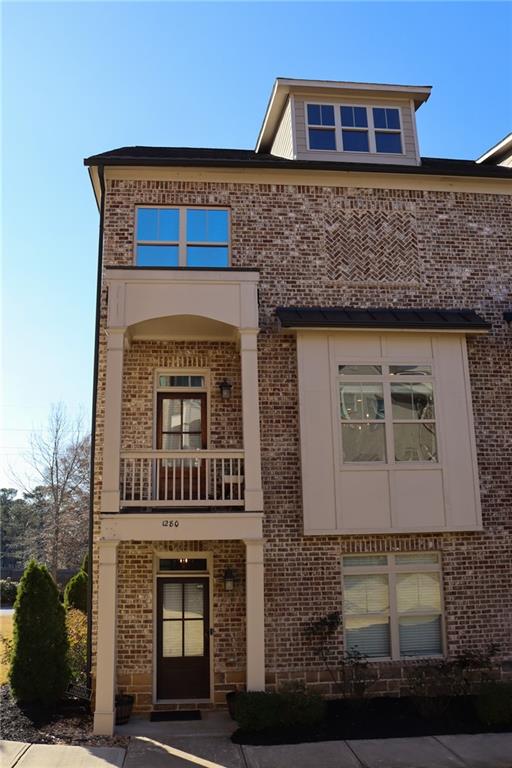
<box><xmin>368</xmin><ymin>108</ymin><xmax>377</xmax><ymax>153</ymax></box>
<box><xmin>383</xmin><ymin>381</ymin><xmax>394</xmax><ymax>465</ymax></box>
<box><xmin>388</xmin><ymin>571</ymin><xmax>400</xmax><ymax>659</ymax></box>
<box><xmin>179</xmin><ymin>208</ymin><xmax>187</xmax><ymax>266</ymax></box>
<box><xmin>334</xmin><ymin>105</ymin><xmax>341</xmax><ymax>151</ymax></box>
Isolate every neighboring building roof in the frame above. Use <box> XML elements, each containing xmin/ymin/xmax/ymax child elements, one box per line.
<box><xmin>477</xmin><ymin>132</ymin><xmax>512</xmax><ymax>165</ymax></box>
<box><xmin>276</xmin><ymin>307</ymin><xmax>491</xmax><ymax>331</ymax></box>
<box><xmin>83</xmin><ymin>146</ymin><xmax>512</xmax><ymax>179</ymax></box>
<box><xmin>255</xmin><ymin>78</ymin><xmax>432</xmax><ymax>153</ymax></box>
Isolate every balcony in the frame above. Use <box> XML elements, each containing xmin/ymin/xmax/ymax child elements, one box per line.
<box><xmin>100</xmin><ymin>267</ymin><xmax>263</xmax><ymax>516</ymax></box>
<box><xmin>120</xmin><ymin>449</ymin><xmax>244</xmax><ymax>508</ymax></box>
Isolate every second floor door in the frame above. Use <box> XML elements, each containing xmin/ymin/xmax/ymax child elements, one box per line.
<box><xmin>156</xmin><ymin>393</ymin><xmax>207</xmax><ymax>501</ymax></box>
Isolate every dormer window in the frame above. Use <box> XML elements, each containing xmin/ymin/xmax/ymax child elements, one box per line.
<box><xmin>373</xmin><ymin>108</ymin><xmax>402</xmax><ymax>153</ymax></box>
<box><xmin>306</xmin><ymin>102</ymin><xmax>404</xmax><ymax>155</ymax></box>
<box><xmin>340</xmin><ymin>106</ymin><xmax>369</xmax><ymax>152</ymax></box>
<box><xmin>306</xmin><ymin>104</ymin><xmax>336</xmax><ymax>150</ymax></box>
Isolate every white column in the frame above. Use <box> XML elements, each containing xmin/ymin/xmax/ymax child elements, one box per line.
<box><xmin>101</xmin><ymin>329</ymin><xmax>125</xmax><ymax>513</ymax></box>
<box><xmin>240</xmin><ymin>330</ymin><xmax>264</xmax><ymax>511</ymax></box>
<box><xmin>93</xmin><ymin>540</ymin><xmax>119</xmax><ymax>735</ymax></box>
<box><xmin>245</xmin><ymin>539</ymin><xmax>265</xmax><ymax>690</ymax></box>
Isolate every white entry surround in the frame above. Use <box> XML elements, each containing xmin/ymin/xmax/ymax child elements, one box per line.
<box><xmin>297</xmin><ymin>330</ymin><xmax>483</xmax><ymax>535</ymax></box>
<box><xmin>93</xmin><ymin>515</ymin><xmax>264</xmax><ymax>735</ymax></box>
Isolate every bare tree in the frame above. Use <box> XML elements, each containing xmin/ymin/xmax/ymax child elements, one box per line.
<box><xmin>23</xmin><ymin>404</ymin><xmax>90</xmax><ymax>580</ymax></box>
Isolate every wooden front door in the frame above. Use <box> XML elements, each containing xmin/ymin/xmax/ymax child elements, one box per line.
<box><xmin>156</xmin><ymin>393</ymin><xmax>207</xmax><ymax>501</ymax></box>
<box><xmin>156</xmin><ymin>578</ymin><xmax>210</xmax><ymax>700</ymax></box>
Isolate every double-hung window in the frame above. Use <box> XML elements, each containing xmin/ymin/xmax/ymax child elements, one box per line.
<box><xmin>306</xmin><ymin>103</ymin><xmax>403</xmax><ymax>155</ymax></box>
<box><xmin>338</xmin><ymin>364</ymin><xmax>437</xmax><ymax>464</ymax></box>
<box><xmin>372</xmin><ymin>107</ymin><xmax>402</xmax><ymax>153</ymax></box>
<box><xmin>136</xmin><ymin>207</ymin><xmax>229</xmax><ymax>267</ymax></box>
<box><xmin>342</xmin><ymin>553</ymin><xmax>444</xmax><ymax>659</ymax></box>
<box><xmin>306</xmin><ymin>104</ymin><xmax>336</xmax><ymax>150</ymax></box>
<box><xmin>340</xmin><ymin>106</ymin><xmax>369</xmax><ymax>152</ymax></box>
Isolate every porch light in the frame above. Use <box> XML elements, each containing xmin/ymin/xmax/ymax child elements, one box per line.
<box><xmin>219</xmin><ymin>379</ymin><xmax>233</xmax><ymax>400</ymax></box>
<box><xmin>223</xmin><ymin>568</ymin><xmax>237</xmax><ymax>591</ymax></box>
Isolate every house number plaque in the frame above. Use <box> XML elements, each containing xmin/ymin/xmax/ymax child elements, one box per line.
<box><xmin>161</xmin><ymin>520</ymin><xmax>180</xmax><ymax>528</ymax></box>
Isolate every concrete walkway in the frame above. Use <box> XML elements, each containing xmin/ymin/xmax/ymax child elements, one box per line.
<box><xmin>118</xmin><ymin>713</ymin><xmax>512</xmax><ymax>768</ymax></box>
<box><xmin>1</xmin><ymin>720</ymin><xmax>511</xmax><ymax>768</ymax></box>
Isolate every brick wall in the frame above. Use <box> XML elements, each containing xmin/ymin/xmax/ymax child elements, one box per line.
<box><xmin>92</xmin><ymin>177</ymin><xmax>512</xmax><ymax>709</ymax></box>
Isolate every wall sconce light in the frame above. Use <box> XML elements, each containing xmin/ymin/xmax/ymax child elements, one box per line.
<box><xmin>219</xmin><ymin>379</ymin><xmax>233</xmax><ymax>400</ymax></box>
<box><xmin>504</xmin><ymin>312</ymin><xmax>512</xmax><ymax>327</ymax></box>
<box><xmin>223</xmin><ymin>568</ymin><xmax>236</xmax><ymax>591</ymax></box>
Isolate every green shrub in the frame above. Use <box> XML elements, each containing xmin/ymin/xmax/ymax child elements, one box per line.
<box><xmin>475</xmin><ymin>683</ymin><xmax>512</xmax><ymax>727</ymax></box>
<box><xmin>9</xmin><ymin>560</ymin><xmax>70</xmax><ymax>707</ymax></box>
<box><xmin>0</xmin><ymin>579</ymin><xmax>18</xmax><ymax>605</ymax></box>
<box><xmin>81</xmin><ymin>553</ymin><xmax>88</xmax><ymax>574</ymax></box>
<box><xmin>66</xmin><ymin>608</ymin><xmax>88</xmax><ymax>686</ymax></box>
<box><xmin>64</xmin><ymin>569</ymin><xmax>87</xmax><ymax>613</ymax></box>
<box><xmin>280</xmin><ymin>682</ymin><xmax>326</xmax><ymax>728</ymax></box>
<box><xmin>232</xmin><ymin>687</ymin><xmax>326</xmax><ymax>732</ymax></box>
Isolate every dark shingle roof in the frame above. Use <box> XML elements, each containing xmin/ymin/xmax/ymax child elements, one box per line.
<box><xmin>276</xmin><ymin>307</ymin><xmax>490</xmax><ymax>331</ymax></box>
<box><xmin>83</xmin><ymin>146</ymin><xmax>512</xmax><ymax>179</ymax></box>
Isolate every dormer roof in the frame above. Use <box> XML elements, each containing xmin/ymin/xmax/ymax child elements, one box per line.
<box><xmin>255</xmin><ymin>77</ymin><xmax>432</xmax><ymax>153</ymax></box>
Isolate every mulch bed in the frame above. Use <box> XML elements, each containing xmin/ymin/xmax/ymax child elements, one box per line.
<box><xmin>231</xmin><ymin>695</ymin><xmax>512</xmax><ymax>746</ymax></box>
<box><xmin>0</xmin><ymin>685</ymin><xmax>129</xmax><ymax>748</ymax></box>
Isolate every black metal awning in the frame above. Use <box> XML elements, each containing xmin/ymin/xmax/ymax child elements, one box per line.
<box><xmin>276</xmin><ymin>307</ymin><xmax>490</xmax><ymax>332</ymax></box>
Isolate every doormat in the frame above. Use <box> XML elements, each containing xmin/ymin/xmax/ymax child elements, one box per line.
<box><xmin>150</xmin><ymin>710</ymin><xmax>202</xmax><ymax>722</ymax></box>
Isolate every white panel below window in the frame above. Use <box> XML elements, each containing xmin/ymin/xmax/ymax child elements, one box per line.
<box><xmin>338</xmin><ymin>471</ymin><xmax>391</xmax><ymax>530</ymax></box>
<box><xmin>392</xmin><ymin>470</ymin><xmax>445</xmax><ymax>529</ymax></box>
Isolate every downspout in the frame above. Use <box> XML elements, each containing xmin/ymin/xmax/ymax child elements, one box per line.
<box><xmin>87</xmin><ymin>164</ymin><xmax>105</xmax><ymax>685</ymax></box>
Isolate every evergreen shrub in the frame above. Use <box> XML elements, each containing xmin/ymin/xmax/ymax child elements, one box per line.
<box><xmin>9</xmin><ymin>560</ymin><xmax>70</xmax><ymax>707</ymax></box>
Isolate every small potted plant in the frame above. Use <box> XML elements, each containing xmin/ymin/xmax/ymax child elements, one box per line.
<box><xmin>115</xmin><ymin>693</ymin><xmax>135</xmax><ymax>724</ymax></box>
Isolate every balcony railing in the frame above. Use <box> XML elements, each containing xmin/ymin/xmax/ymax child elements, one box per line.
<box><xmin>120</xmin><ymin>449</ymin><xmax>245</xmax><ymax>507</ymax></box>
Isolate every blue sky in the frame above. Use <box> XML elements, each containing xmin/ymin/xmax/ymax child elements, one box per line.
<box><xmin>2</xmin><ymin>1</ymin><xmax>511</xmax><ymax>488</ymax></box>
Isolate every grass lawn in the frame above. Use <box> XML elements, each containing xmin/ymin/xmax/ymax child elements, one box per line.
<box><xmin>0</xmin><ymin>612</ymin><xmax>13</xmax><ymax>684</ymax></box>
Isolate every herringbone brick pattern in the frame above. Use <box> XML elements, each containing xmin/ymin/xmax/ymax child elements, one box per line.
<box><xmin>324</xmin><ymin>205</ymin><xmax>420</xmax><ymax>282</ymax></box>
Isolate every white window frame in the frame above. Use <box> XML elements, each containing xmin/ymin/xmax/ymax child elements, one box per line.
<box><xmin>305</xmin><ymin>102</ymin><xmax>338</xmax><ymax>151</ymax></box>
<box><xmin>337</xmin><ymin>362</ymin><xmax>439</xmax><ymax>467</ymax></box>
<box><xmin>305</xmin><ymin>101</ymin><xmax>404</xmax><ymax>155</ymax></box>
<box><xmin>342</xmin><ymin>552</ymin><xmax>445</xmax><ymax>661</ymax></box>
<box><xmin>135</xmin><ymin>205</ymin><xmax>231</xmax><ymax>267</ymax></box>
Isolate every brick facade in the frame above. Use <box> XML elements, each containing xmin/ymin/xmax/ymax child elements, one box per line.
<box><xmin>93</xmin><ymin>176</ymin><xmax>512</xmax><ymax>711</ymax></box>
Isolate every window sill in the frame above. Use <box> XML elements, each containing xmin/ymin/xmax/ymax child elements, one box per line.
<box><xmin>340</xmin><ymin>462</ymin><xmax>440</xmax><ymax>470</ymax></box>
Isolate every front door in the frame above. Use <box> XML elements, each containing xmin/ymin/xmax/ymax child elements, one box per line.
<box><xmin>156</xmin><ymin>578</ymin><xmax>210</xmax><ymax>699</ymax></box>
<box><xmin>156</xmin><ymin>393</ymin><xmax>207</xmax><ymax>501</ymax></box>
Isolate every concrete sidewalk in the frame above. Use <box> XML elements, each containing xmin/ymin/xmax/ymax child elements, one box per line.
<box><xmin>0</xmin><ymin>740</ymin><xmax>125</xmax><ymax>767</ymax></box>
<box><xmin>2</xmin><ymin>724</ymin><xmax>512</xmax><ymax>767</ymax></box>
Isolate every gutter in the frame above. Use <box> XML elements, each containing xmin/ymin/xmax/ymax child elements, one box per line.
<box><xmin>87</xmin><ymin>165</ymin><xmax>105</xmax><ymax>686</ymax></box>
<box><xmin>83</xmin><ymin>156</ymin><xmax>512</xmax><ymax>180</ymax></box>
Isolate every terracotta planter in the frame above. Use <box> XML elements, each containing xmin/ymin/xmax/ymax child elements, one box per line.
<box><xmin>115</xmin><ymin>694</ymin><xmax>134</xmax><ymax>725</ymax></box>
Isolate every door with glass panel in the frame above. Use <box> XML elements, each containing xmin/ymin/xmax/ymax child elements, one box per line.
<box><xmin>156</xmin><ymin>393</ymin><xmax>207</xmax><ymax>501</ymax></box>
<box><xmin>157</xmin><ymin>578</ymin><xmax>210</xmax><ymax>699</ymax></box>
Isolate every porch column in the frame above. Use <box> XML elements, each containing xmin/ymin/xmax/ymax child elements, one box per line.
<box><xmin>93</xmin><ymin>540</ymin><xmax>119</xmax><ymax>735</ymax></box>
<box><xmin>239</xmin><ymin>330</ymin><xmax>263</xmax><ymax>511</ymax></box>
<box><xmin>245</xmin><ymin>539</ymin><xmax>265</xmax><ymax>690</ymax></box>
<box><xmin>101</xmin><ymin>328</ymin><xmax>125</xmax><ymax>513</ymax></box>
